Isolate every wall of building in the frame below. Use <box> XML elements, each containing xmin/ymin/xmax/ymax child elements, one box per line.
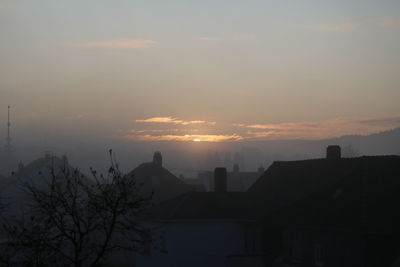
<box><xmin>282</xmin><ymin>227</ymin><xmax>365</xmax><ymax>267</ymax></box>
<box><xmin>136</xmin><ymin>221</ymin><xmax>262</xmax><ymax>267</ymax></box>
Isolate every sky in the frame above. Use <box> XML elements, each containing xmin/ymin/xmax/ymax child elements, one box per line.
<box><xmin>1</xmin><ymin>0</ymin><xmax>400</xmax><ymax>144</ymax></box>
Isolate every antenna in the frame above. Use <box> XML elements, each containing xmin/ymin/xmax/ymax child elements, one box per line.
<box><xmin>5</xmin><ymin>105</ymin><xmax>12</xmax><ymax>154</ymax></box>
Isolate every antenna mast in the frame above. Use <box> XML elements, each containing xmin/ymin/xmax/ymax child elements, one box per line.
<box><xmin>5</xmin><ymin>105</ymin><xmax>12</xmax><ymax>154</ymax></box>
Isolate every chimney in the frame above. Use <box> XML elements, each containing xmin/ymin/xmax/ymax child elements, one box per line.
<box><xmin>153</xmin><ymin>151</ymin><xmax>162</xmax><ymax>167</ymax></box>
<box><xmin>326</xmin><ymin>145</ymin><xmax>341</xmax><ymax>160</ymax></box>
<box><xmin>214</xmin><ymin>167</ymin><xmax>227</xmax><ymax>193</ymax></box>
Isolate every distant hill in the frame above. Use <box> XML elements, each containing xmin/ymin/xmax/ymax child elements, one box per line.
<box><xmin>311</xmin><ymin>127</ymin><xmax>400</xmax><ymax>156</ymax></box>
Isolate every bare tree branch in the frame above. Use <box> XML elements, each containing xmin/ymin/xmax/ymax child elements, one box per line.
<box><xmin>1</xmin><ymin>151</ymin><xmax>155</xmax><ymax>267</ymax></box>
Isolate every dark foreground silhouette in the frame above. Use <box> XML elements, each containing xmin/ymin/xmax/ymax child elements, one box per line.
<box><xmin>1</xmin><ymin>146</ymin><xmax>400</xmax><ymax>266</ymax></box>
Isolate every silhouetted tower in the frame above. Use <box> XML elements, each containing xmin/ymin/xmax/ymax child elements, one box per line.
<box><xmin>1</xmin><ymin>105</ymin><xmax>16</xmax><ymax>175</ymax></box>
<box><xmin>153</xmin><ymin>151</ymin><xmax>162</xmax><ymax>167</ymax></box>
<box><xmin>5</xmin><ymin>105</ymin><xmax>12</xmax><ymax>155</ymax></box>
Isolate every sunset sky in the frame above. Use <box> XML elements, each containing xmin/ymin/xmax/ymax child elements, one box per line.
<box><xmin>1</xmin><ymin>0</ymin><xmax>400</xmax><ymax>143</ymax></box>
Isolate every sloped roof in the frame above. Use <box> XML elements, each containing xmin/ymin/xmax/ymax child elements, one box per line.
<box><xmin>148</xmin><ymin>191</ymin><xmax>254</xmax><ymax>221</ymax></box>
<box><xmin>148</xmin><ymin>155</ymin><xmax>400</xmax><ymax>224</ymax></box>
<box><xmin>250</xmin><ymin>156</ymin><xmax>400</xmax><ymax>230</ymax></box>
<box><xmin>266</xmin><ymin>169</ymin><xmax>400</xmax><ymax>232</ymax></box>
<box><xmin>127</xmin><ymin>162</ymin><xmax>192</xmax><ymax>203</ymax></box>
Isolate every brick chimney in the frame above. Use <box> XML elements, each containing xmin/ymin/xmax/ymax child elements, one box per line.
<box><xmin>326</xmin><ymin>145</ymin><xmax>341</xmax><ymax>160</ymax></box>
<box><xmin>214</xmin><ymin>167</ymin><xmax>227</xmax><ymax>193</ymax></box>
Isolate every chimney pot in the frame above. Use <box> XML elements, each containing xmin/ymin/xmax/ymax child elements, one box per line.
<box><xmin>327</xmin><ymin>145</ymin><xmax>341</xmax><ymax>159</ymax></box>
<box><xmin>153</xmin><ymin>151</ymin><xmax>162</xmax><ymax>166</ymax></box>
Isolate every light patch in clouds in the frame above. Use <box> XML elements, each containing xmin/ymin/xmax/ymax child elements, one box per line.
<box><xmin>120</xmin><ymin>134</ymin><xmax>243</xmax><ymax>142</ymax></box>
<box><xmin>128</xmin><ymin>129</ymin><xmax>180</xmax><ymax>134</ymax></box>
<box><xmin>134</xmin><ymin>117</ymin><xmax>214</xmax><ymax>126</ymax></box>
<box><xmin>378</xmin><ymin>19</ymin><xmax>400</xmax><ymax>28</ymax></box>
<box><xmin>306</xmin><ymin>23</ymin><xmax>358</xmax><ymax>32</ymax></box>
<box><xmin>65</xmin><ymin>38</ymin><xmax>156</xmax><ymax>49</ymax></box>
<box><xmin>135</xmin><ymin>117</ymin><xmax>178</xmax><ymax>123</ymax></box>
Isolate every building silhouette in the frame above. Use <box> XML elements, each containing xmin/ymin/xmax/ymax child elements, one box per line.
<box><xmin>136</xmin><ymin>146</ymin><xmax>400</xmax><ymax>267</ymax></box>
<box><xmin>249</xmin><ymin>147</ymin><xmax>400</xmax><ymax>266</ymax></box>
<box><xmin>126</xmin><ymin>151</ymin><xmax>192</xmax><ymax>203</ymax></box>
<box><xmin>137</xmin><ymin>167</ymin><xmax>262</xmax><ymax>267</ymax></box>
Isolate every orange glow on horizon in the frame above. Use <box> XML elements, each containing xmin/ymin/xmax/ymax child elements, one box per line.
<box><xmin>120</xmin><ymin>134</ymin><xmax>244</xmax><ymax>142</ymax></box>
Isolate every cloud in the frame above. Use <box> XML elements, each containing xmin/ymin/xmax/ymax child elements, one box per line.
<box><xmin>133</xmin><ymin>117</ymin><xmax>214</xmax><ymax>126</ymax></box>
<box><xmin>121</xmin><ymin>116</ymin><xmax>400</xmax><ymax>142</ymax></box>
<box><xmin>65</xmin><ymin>38</ymin><xmax>156</xmax><ymax>49</ymax></box>
<box><xmin>306</xmin><ymin>23</ymin><xmax>358</xmax><ymax>32</ymax></box>
<box><xmin>120</xmin><ymin>134</ymin><xmax>243</xmax><ymax>142</ymax></box>
<box><xmin>65</xmin><ymin>113</ymin><xmax>90</xmax><ymax>121</ymax></box>
<box><xmin>16</xmin><ymin>111</ymin><xmax>44</xmax><ymax>120</ymax></box>
<box><xmin>378</xmin><ymin>19</ymin><xmax>400</xmax><ymax>28</ymax></box>
<box><xmin>135</xmin><ymin>117</ymin><xmax>178</xmax><ymax>123</ymax></box>
<box><xmin>231</xmin><ymin>35</ymin><xmax>254</xmax><ymax>41</ymax></box>
<box><xmin>128</xmin><ymin>129</ymin><xmax>180</xmax><ymax>134</ymax></box>
<box><xmin>125</xmin><ymin>117</ymin><xmax>223</xmax><ymax>141</ymax></box>
<box><xmin>356</xmin><ymin>116</ymin><xmax>400</xmax><ymax>126</ymax></box>
<box><xmin>195</xmin><ymin>35</ymin><xmax>254</xmax><ymax>42</ymax></box>
<box><xmin>196</xmin><ymin>37</ymin><xmax>224</xmax><ymax>42</ymax></box>
<box><xmin>233</xmin><ymin>116</ymin><xmax>400</xmax><ymax>140</ymax></box>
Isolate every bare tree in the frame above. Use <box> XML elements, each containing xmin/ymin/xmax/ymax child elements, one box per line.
<box><xmin>1</xmin><ymin>150</ymin><xmax>154</xmax><ymax>267</ymax></box>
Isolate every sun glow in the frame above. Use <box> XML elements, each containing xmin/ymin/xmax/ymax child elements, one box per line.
<box><xmin>193</xmin><ymin>138</ymin><xmax>201</xmax><ymax>142</ymax></box>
